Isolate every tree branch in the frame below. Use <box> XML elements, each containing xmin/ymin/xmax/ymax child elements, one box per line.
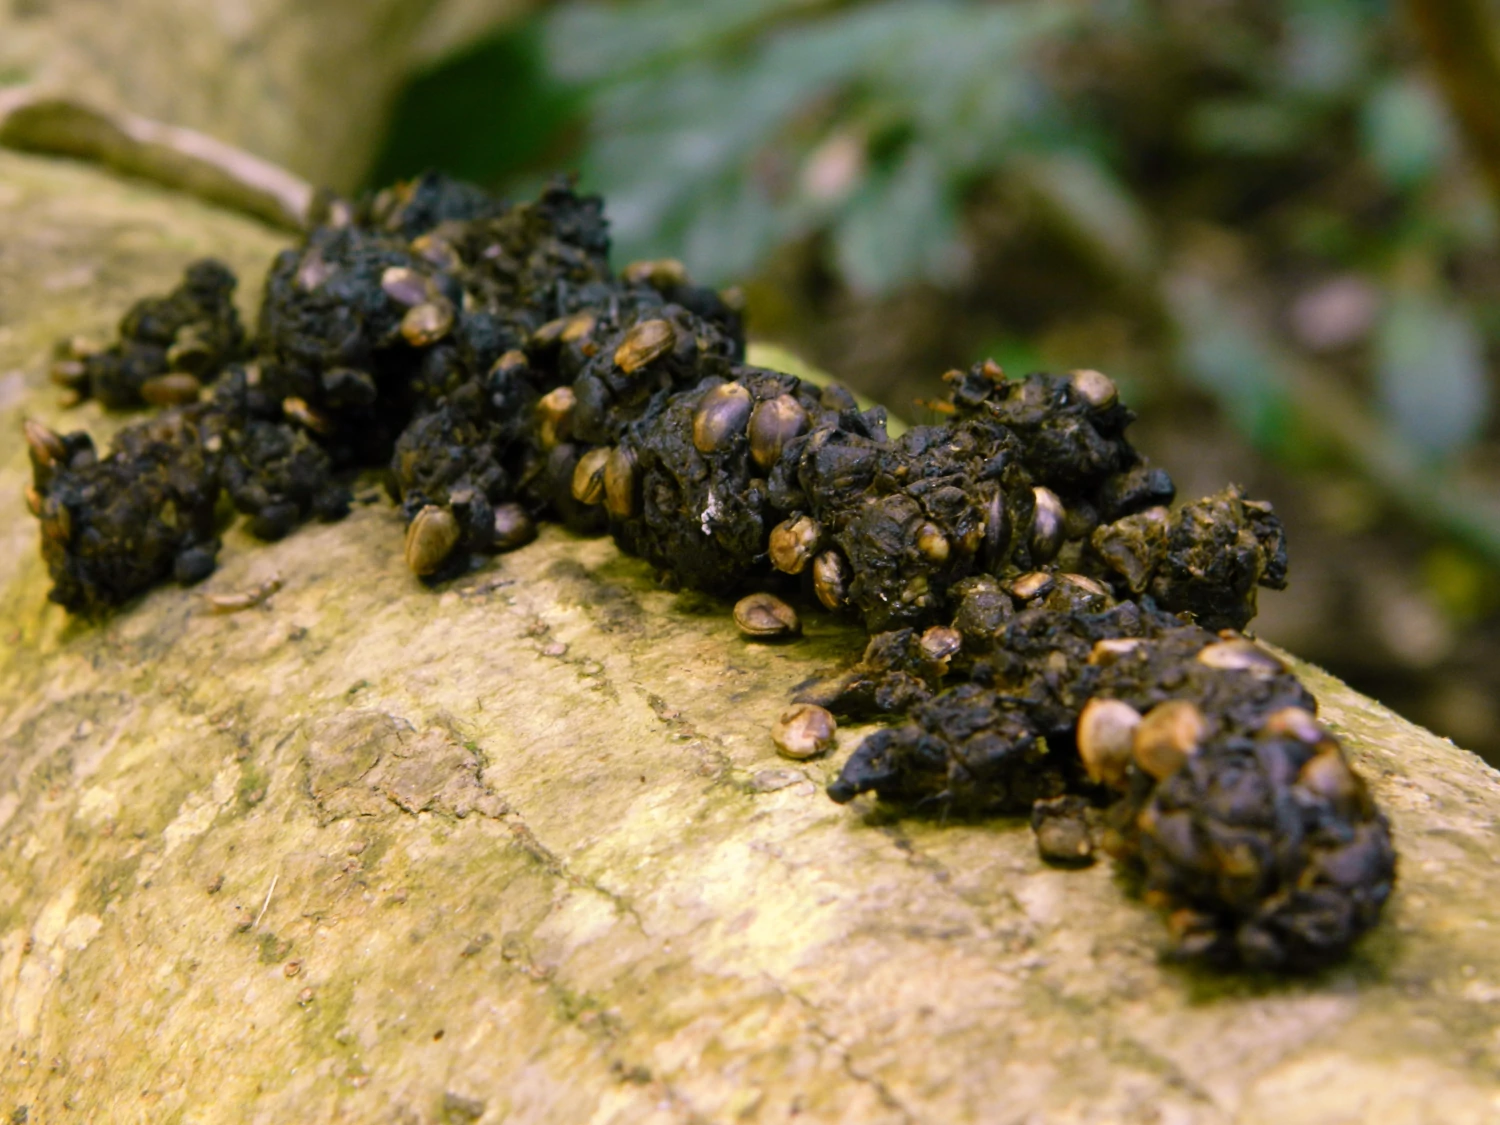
<box><xmin>1405</xmin><ymin>0</ymin><xmax>1500</xmax><ymax>219</ymax></box>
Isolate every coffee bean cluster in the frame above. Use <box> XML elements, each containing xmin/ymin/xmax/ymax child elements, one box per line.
<box><xmin>821</xmin><ymin>594</ymin><xmax>1393</xmax><ymax>970</ymax></box>
<box><xmin>24</xmin><ymin>173</ymin><xmax>1392</xmax><ymax>969</ymax></box>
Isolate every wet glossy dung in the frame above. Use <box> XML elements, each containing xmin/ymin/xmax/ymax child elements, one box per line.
<box><xmin>492</xmin><ymin>503</ymin><xmax>537</xmax><ymax>552</ymax></box>
<box><xmin>1032</xmin><ymin>796</ymin><xmax>1095</xmax><ymax>866</ymax></box>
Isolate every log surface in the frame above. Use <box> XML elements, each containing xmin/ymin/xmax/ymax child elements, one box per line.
<box><xmin>2</xmin><ymin>151</ymin><xmax>1500</xmax><ymax>1124</ymax></box>
<box><xmin>0</xmin><ymin>0</ymin><xmax>527</xmax><ymax>191</ymax></box>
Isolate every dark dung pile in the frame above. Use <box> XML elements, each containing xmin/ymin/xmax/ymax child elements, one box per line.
<box><xmin>23</xmin><ymin>173</ymin><xmax>1395</xmax><ymax>970</ymax></box>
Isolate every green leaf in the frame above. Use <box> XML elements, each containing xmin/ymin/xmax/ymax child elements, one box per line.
<box><xmin>676</xmin><ymin>177</ymin><xmax>780</xmax><ymax>284</ymax></box>
<box><xmin>552</xmin><ymin>0</ymin><xmax>1088</xmax><ymax>291</ymax></box>
<box><xmin>1168</xmin><ymin>276</ymin><xmax>1294</xmax><ymax>452</ymax></box>
<box><xmin>832</xmin><ymin>147</ymin><xmax>959</xmax><ymax>294</ymax></box>
<box><xmin>367</xmin><ymin>24</ymin><xmax>578</xmax><ymax>189</ymax></box>
<box><xmin>1278</xmin><ymin>0</ymin><xmax>1369</xmax><ymax>98</ymax></box>
<box><xmin>1015</xmin><ymin>149</ymin><xmax>1156</xmax><ymax>280</ymax></box>
<box><xmin>580</xmin><ymin>62</ymin><xmax>825</xmax><ymax>254</ymax></box>
<box><xmin>546</xmin><ymin>0</ymin><xmax>813</xmax><ymax>83</ymax></box>
<box><xmin>1361</xmin><ymin>77</ymin><xmax>1453</xmax><ymax>191</ymax></box>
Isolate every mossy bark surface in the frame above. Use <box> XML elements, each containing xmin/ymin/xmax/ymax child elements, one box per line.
<box><xmin>0</xmin><ymin>0</ymin><xmax>527</xmax><ymax>191</ymax></box>
<box><xmin>3</xmin><ymin>152</ymin><xmax>1500</xmax><ymax>1124</ymax></box>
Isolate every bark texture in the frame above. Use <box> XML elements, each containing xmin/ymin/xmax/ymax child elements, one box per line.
<box><xmin>4</xmin><ymin>152</ymin><xmax>1500</xmax><ymax>1124</ymax></box>
<box><xmin>0</xmin><ymin>0</ymin><xmax>529</xmax><ymax>191</ymax></box>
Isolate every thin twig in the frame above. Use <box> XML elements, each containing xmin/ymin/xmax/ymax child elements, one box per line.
<box><xmin>203</xmin><ymin>575</ymin><xmax>283</xmax><ymax>614</ymax></box>
<box><xmin>253</xmin><ymin>871</ymin><xmax>279</xmax><ymax>930</ymax></box>
<box><xmin>0</xmin><ymin>87</ymin><xmax>312</xmax><ymax>230</ymax></box>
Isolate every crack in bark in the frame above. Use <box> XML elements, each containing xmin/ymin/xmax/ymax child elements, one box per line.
<box><xmin>781</xmin><ymin>986</ymin><xmax>919</xmax><ymax>1125</ymax></box>
<box><xmin>496</xmin><ymin>811</ymin><xmax>650</xmax><ymax>938</ymax></box>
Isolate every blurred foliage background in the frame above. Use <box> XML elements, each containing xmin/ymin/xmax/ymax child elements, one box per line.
<box><xmin>258</xmin><ymin>0</ymin><xmax>1500</xmax><ymax>761</ymax></box>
